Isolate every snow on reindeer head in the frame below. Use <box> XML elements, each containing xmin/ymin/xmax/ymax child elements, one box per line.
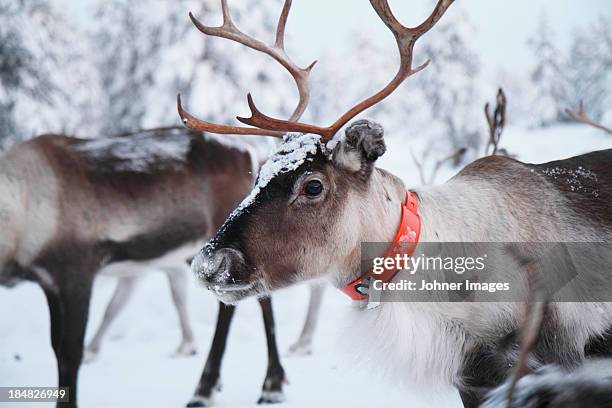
<box><xmin>177</xmin><ymin>0</ymin><xmax>455</xmax><ymax>302</ymax></box>
<box><xmin>191</xmin><ymin>120</ymin><xmax>394</xmax><ymax>302</ymax></box>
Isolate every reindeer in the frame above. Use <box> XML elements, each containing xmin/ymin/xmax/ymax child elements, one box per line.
<box><xmin>0</xmin><ymin>128</ymin><xmax>290</xmax><ymax>407</ymax></box>
<box><xmin>180</xmin><ymin>1</ymin><xmax>612</xmax><ymax>407</ymax></box>
<box><xmin>176</xmin><ymin>0</ymin><xmax>328</xmax><ymax>366</ymax></box>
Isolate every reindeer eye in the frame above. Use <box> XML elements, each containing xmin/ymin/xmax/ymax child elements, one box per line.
<box><xmin>304</xmin><ymin>179</ymin><xmax>323</xmax><ymax>197</ymax></box>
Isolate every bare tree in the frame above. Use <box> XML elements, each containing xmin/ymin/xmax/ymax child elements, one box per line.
<box><xmin>411</xmin><ymin>145</ymin><xmax>467</xmax><ymax>186</ymax></box>
<box><xmin>415</xmin><ymin>7</ymin><xmax>484</xmax><ymax>155</ymax></box>
<box><xmin>0</xmin><ymin>0</ymin><xmax>70</xmax><ymax>144</ymax></box>
<box><xmin>527</xmin><ymin>13</ymin><xmax>568</xmax><ymax>126</ymax></box>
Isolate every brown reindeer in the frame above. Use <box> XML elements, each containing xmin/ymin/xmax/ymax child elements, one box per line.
<box><xmin>0</xmin><ymin>128</ymin><xmax>288</xmax><ymax>407</ymax></box>
<box><xmin>181</xmin><ymin>1</ymin><xmax>612</xmax><ymax>407</ymax></box>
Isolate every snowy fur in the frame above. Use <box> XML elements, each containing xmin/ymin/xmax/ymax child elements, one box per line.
<box><xmin>203</xmin><ymin>133</ymin><xmax>274</xmax><ymax>167</ymax></box>
<box><xmin>226</xmin><ymin>133</ymin><xmax>322</xmax><ymax>220</ymax></box>
<box><xmin>73</xmin><ymin>131</ymin><xmax>191</xmax><ymax>173</ymax></box>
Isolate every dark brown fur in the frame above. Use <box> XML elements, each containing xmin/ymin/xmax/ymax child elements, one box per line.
<box><xmin>533</xmin><ymin>150</ymin><xmax>612</xmax><ymax>229</ymax></box>
<box><xmin>458</xmin><ymin>150</ymin><xmax>612</xmax><ymax>231</ymax></box>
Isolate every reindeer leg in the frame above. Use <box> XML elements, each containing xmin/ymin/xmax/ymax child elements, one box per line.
<box><xmin>287</xmin><ymin>282</ymin><xmax>325</xmax><ymax>356</ymax></box>
<box><xmin>42</xmin><ymin>286</ymin><xmax>65</xmax><ymax>383</ymax></box>
<box><xmin>50</xmin><ymin>275</ymin><xmax>93</xmax><ymax>408</ymax></box>
<box><xmin>84</xmin><ymin>276</ymin><xmax>138</xmax><ymax>363</ymax></box>
<box><xmin>164</xmin><ymin>266</ymin><xmax>197</xmax><ymax>357</ymax></box>
<box><xmin>258</xmin><ymin>296</ymin><xmax>286</xmax><ymax>404</ymax></box>
<box><xmin>187</xmin><ymin>302</ymin><xmax>235</xmax><ymax>407</ymax></box>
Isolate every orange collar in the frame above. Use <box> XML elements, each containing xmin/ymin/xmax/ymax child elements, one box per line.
<box><xmin>339</xmin><ymin>192</ymin><xmax>421</xmax><ymax>301</ymax></box>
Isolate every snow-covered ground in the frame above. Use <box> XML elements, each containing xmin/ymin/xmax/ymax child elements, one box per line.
<box><xmin>0</xmin><ymin>124</ymin><xmax>610</xmax><ymax>408</ymax></box>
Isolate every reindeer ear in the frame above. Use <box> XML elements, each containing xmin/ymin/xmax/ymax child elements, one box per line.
<box><xmin>332</xmin><ymin>119</ymin><xmax>386</xmax><ymax>178</ymax></box>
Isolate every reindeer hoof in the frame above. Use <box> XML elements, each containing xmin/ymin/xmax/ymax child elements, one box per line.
<box><xmin>173</xmin><ymin>341</ymin><xmax>198</xmax><ymax>357</ymax></box>
<box><xmin>83</xmin><ymin>348</ymin><xmax>99</xmax><ymax>364</ymax></box>
<box><xmin>286</xmin><ymin>342</ymin><xmax>312</xmax><ymax>357</ymax></box>
<box><xmin>187</xmin><ymin>379</ymin><xmax>221</xmax><ymax>407</ymax></box>
<box><xmin>186</xmin><ymin>395</ymin><xmax>213</xmax><ymax>407</ymax></box>
<box><xmin>257</xmin><ymin>390</ymin><xmax>285</xmax><ymax>404</ymax></box>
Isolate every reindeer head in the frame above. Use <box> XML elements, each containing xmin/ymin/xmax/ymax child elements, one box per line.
<box><xmin>193</xmin><ymin>121</ymin><xmax>403</xmax><ymax>301</ymax></box>
<box><xmin>180</xmin><ymin>0</ymin><xmax>454</xmax><ymax>302</ymax></box>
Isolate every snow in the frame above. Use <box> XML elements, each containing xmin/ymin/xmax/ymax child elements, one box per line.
<box><xmin>0</xmin><ymin>274</ymin><xmax>458</xmax><ymax>408</ymax></box>
<box><xmin>228</xmin><ymin>133</ymin><xmax>322</xmax><ymax>218</ymax></box>
<box><xmin>0</xmin><ymin>123</ymin><xmax>610</xmax><ymax>408</ymax></box>
<box><xmin>73</xmin><ymin>131</ymin><xmax>192</xmax><ymax>173</ymax></box>
<box><xmin>540</xmin><ymin>166</ymin><xmax>599</xmax><ymax>195</ymax></box>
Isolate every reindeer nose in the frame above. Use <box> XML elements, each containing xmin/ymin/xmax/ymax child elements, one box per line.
<box><xmin>191</xmin><ymin>247</ymin><xmax>247</xmax><ymax>287</ymax></box>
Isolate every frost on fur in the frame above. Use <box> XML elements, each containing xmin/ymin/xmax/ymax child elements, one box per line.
<box><xmin>73</xmin><ymin>131</ymin><xmax>191</xmax><ymax>173</ymax></box>
<box><xmin>227</xmin><ymin>133</ymin><xmax>323</xmax><ymax>219</ymax></box>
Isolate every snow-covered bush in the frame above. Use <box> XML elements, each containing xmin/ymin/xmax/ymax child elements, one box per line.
<box><xmin>527</xmin><ymin>13</ymin><xmax>612</xmax><ymax>127</ymax></box>
<box><xmin>0</xmin><ymin>0</ymin><xmax>97</xmax><ymax>146</ymax></box>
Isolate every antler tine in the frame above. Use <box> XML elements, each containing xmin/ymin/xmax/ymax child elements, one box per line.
<box><xmin>177</xmin><ymin>95</ymin><xmax>284</xmax><ymax>137</ymax></box>
<box><xmin>484</xmin><ymin>88</ymin><xmax>507</xmax><ymax>155</ymax></box>
<box><xmin>236</xmin><ymin>94</ymin><xmax>322</xmax><ymax>134</ymax></box>
<box><xmin>506</xmin><ymin>300</ymin><xmax>548</xmax><ymax>406</ymax></box>
<box><xmin>238</xmin><ymin>0</ymin><xmax>455</xmax><ymax>141</ymax></box>
<box><xmin>274</xmin><ymin>0</ymin><xmax>291</xmax><ymax>50</ymax></box>
<box><xmin>565</xmin><ymin>100</ymin><xmax>612</xmax><ymax>134</ymax></box>
<box><xmin>178</xmin><ymin>0</ymin><xmax>316</xmax><ymax>136</ymax></box>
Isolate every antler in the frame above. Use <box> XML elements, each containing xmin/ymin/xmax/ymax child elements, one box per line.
<box><xmin>484</xmin><ymin>88</ymin><xmax>507</xmax><ymax>155</ymax></box>
<box><xmin>411</xmin><ymin>145</ymin><xmax>466</xmax><ymax>185</ymax></box>
<box><xmin>505</xmin><ymin>300</ymin><xmax>548</xmax><ymax>406</ymax></box>
<box><xmin>238</xmin><ymin>0</ymin><xmax>455</xmax><ymax>141</ymax></box>
<box><xmin>565</xmin><ymin>101</ymin><xmax>612</xmax><ymax>134</ymax></box>
<box><xmin>177</xmin><ymin>0</ymin><xmax>317</xmax><ymax>137</ymax></box>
